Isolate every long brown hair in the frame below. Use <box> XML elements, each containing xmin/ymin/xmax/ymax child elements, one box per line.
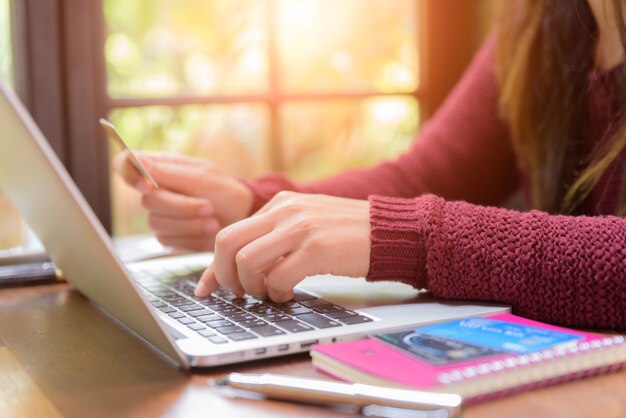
<box><xmin>497</xmin><ymin>0</ymin><xmax>626</xmax><ymax>214</ymax></box>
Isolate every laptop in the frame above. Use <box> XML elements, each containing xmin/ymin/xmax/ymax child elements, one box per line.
<box><xmin>0</xmin><ymin>81</ymin><xmax>509</xmax><ymax>369</ymax></box>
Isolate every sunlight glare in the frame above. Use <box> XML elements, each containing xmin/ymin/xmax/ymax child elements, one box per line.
<box><xmin>372</xmin><ymin>100</ymin><xmax>410</xmax><ymax>124</ymax></box>
<box><xmin>378</xmin><ymin>61</ymin><xmax>416</xmax><ymax>91</ymax></box>
<box><xmin>105</xmin><ymin>33</ymin><xmax>140</xmax><ymax>75</ymax></box>
<box><xmin>279</xmin><ymin>0</ymin><xmax>322</xmax><ymax>28</ymax></box>
<box><xmin>330</xmin><ymin>51</ymin><xmax>352</xmax><ymax>72</ymax></box>
<box><xmin>140</xmin><ymin>74</ymin><xmax>178</xmax><ymax>95</ymax></box>
<box><xmin>240</xmin><ymin>47</ymin><xmax>267</xmax><ymax>75</ymax></box>
<box><xmin>185</xmin><ymin>54</ymin><xmax>216</xmax><ymax>92</ymax></box>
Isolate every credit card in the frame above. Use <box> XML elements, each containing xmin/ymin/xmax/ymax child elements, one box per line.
<box><xmin>99</xmin><ymin>118</ymin><xmax>159</xmax><ymax>189</ymax></box>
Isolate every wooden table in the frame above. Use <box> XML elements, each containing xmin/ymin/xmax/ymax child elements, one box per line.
<box><xmin>0</xmin><ymin>283</ymin><xmax>624</xmax><ymax>418</ymax></box>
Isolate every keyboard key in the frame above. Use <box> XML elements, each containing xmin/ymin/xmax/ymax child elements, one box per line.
<box><xmin>228</xmin><ymin>332</ymin><xmax>258</xmax><ymax>341</ymax></box>
<box><xmin>198</xmin><ymin>329</ymin><xmax>217</xmax><ymax>337</ymax></box>
<box><xmin>190</xmin><ymin>295</ymin><xmax>215</xmax><ymax>303</ymax></box>
<box><xmin>263</xmin><ymin>300</ymin><xmax>298</xmax><ymax>311</ymax></box>
<box><xmin>220</xmin><ymin>307</ymin><xmax>243</xmax><ymax>317</ymax></box>
<box><xmin>202</xmin><ymin>301</ymin><xmax>230</xmax><ymax>310</ymax></box>
<box><xmin>207</xmin><ymin>336</ymin><xmax>228</xmax><ymax>344</ymax></box>
<box><xmin>273</xmin><ymin>319</ymin><xmax>314</xmax><ymax>333</ymax></box>
<box><xmin>249</xmin><ymin>324</ymin><xmax>286</xmax><ymax>337</ymax></box>
<box><xmin>188</xmin><ymin>309</ymin><xmax>214</xmax><ymax>317</ymax></box>
<box><xmin>167</xmin><ymin>311</ymin><xmax>185</xmax><ymax>319</ymax></box>
<box><xmin>325</xmin><ymin>310</ymin><xmax>358</xmax><ymax>319</ymax></box>
<box><xmin>338</xmin><ymin>315</ymin><xmax>373</xmax><ymax>325</ymax></box>
<box><xmin>205</xmin><ymin>320</ymin><xmax>233</xmax><ymax>329</ymax></box>
<box><xmin>178</xmin><ymin>287</ymin><xmax>197</xmax><ymax>297</ymax></box>
<box><xmin>216</xmin><ymin>325</ymin><xmax>246</xmax><ymax>335</ymax></box>
<box><xmin>264</xmin><ymin>314</ymin><xmax>292</xmax><ymax>323</ymax></box>
<box><xmin>311</xmin><ymin>304</ymin><xmax>346</xmax><ymax>314</ymax></box>
<box><xmin>162</xmin><ymin>293</ymin><xmax>188</xmax><ymax>301</ymax></box>
<box><xmin>227</xmin><ymin>313</ymin><xmax>256</xmax><ymax>322</ymax></box>
<box><xmin>281</xmin><ymin>306</ymin><xmax>313</xmax><ymax>316</ymax></box>
<box><xmin>178</xmin><ymin>304</ymin><xmax>204</xmax><ymax>312</ymax></box>
<box><xmin>247</xmin><ymin>304</ymin><xmax>270</xmax><ymax>314</ymax></box>
<box><xmin>239</xmin><ymin>319</ymin><xmax>267</xmax><ymax>328</ymax></box>
<box><xmin>158</xmin><ymin>306</ymin><xmax>176</xmax><ymax>314</ymax></box>
<box><xmin>187</xmin><ymin>323</ymin><xmax>205</xmax><ymax>331</ymax></box>
<box><xmin>150</xmin><ymin>301</ymin><xmax>167</xmax><ymax>309</ymax></box>
<box><xmin>292</xmin><ymin>290</ymin><xmax>316</xmax><ymax>302</ymax></box>
<box><xmin>177</xmin><ymin>317</ymin><xmax>195</xmax><ymax>325</ymax></box>
<box><xmin>230</xmin><ymin>297</ymin><xmax>254</xmax><ymax>306</ymax></box>
<box><xmin>300</xmin><ymin>299</ymin><xmax>342</xmax><ymax>313</ymax></box>
<box><xmin>196</xmin><ymin>296</ymin><xmax>219</xmax><ymax>304</ymax></box>
<box><xmin>220</xmin><ymin>293</ymin><xmax>242</xmax><ymax>302</ymax></box>
<box><xmin>196</xmin><ymin>314</ymin><xmax>221</xmax><ymax>323</ymax></box>
<box><xmin>296</xmin><ymin>313</ymin><xmax>342</xmax><ymax>329</ymax></box>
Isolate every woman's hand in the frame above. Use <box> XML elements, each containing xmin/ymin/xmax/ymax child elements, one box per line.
<box><xmin>112</xmin><ymin>151</ymin><xmax>253</xmax><ymax>251</ymax></box>
<box><xmin>194</xmin><ymin>191</ymin><xmax>371</xmax><ymax>302</ymax></box>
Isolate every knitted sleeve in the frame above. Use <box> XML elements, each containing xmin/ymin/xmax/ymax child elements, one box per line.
<box><xmin>368</xmin><ymin>194</ymin><xmax>626</xmax><ymax>330</ymax></box>
<box><xmin>242</xmin><ymin>33</ymin><xmax>519</xmax><ymax>213</ymax></box>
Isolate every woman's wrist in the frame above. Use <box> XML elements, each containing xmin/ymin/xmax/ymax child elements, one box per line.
<box><xmin>367</xmin><ymin>194</ymin><xmax>444</xmax><ymax>289</ymax></box>
<box><xmin>239</xmin><ymin>173</ymin><xmax>299</xmax><ymax>215</ymax></box>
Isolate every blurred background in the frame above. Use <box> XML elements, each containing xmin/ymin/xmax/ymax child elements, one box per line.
<box><xmin>0</xmin><ymin>0</ymin><xmax>493</xmax><ymax>245</ymax></box>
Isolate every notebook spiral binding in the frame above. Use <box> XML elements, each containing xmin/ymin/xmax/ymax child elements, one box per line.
<box><xmin>435</xmin><ymin>335</ymin><xmax>625</xmax><ymax>404</ymax></box>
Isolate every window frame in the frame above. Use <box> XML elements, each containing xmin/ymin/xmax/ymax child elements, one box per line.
<box><xmin>16</xmin><ymin>0</ymin><xmax>491</xmax><ymax>234</ymax></box>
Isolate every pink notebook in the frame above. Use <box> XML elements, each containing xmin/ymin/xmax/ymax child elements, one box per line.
<box><xmin>311</xmin><ymin>313</ymin><xmax>626</xmax><ymax>404</ymax></box>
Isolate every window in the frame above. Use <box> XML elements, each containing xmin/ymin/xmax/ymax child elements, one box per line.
<box><xmin>0</xmin><ymin>0</ymin><xmax>12</xmax><ymax>85</ymax></box>
<box><xmin>12</xmin><ymin>1</ymin><xmax>492</xmax><ymax>236</ymax></box>
<box><xmin>0</xmin><ymin>0</ymin><xmax>24</xmax><ymax>250</ymax></box>
<box><xmin>104</xmin><ymin>0</ymin><xmax>421</xmax><ymax>235</ymax></box>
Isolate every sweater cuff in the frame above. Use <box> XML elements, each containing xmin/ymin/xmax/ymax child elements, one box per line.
<box><xmin>366</xmin><ymin>194</ymin><xmax>444</xmax><ymax>290</ymax></box>
<box><xmin>239</xmin><ymin>173</ymin><xmax>299</xmax><ymax>215</ymax></box>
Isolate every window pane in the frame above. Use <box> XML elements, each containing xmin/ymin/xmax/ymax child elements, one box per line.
<box><xmin>0</xmin><ymin>0</ymin><xmax>12</xmax><ymax>85</ymax></box>
<box><xmin>281</xmin><ymin>97</ymin><xmax>418</xmax><ymax>181</ymax></box>
<box><xmin>277</xmin><ymin>0</ymin><xmax>418</xmax><ymax>93</ymax></box>
<box><xmin>104</xmin><ymin>0</ymin><xmax>268</xmax><ymax>98</ymax></box>
<box><xmin>0</xmin><ymin>0</ymin><xmax>23</xmax><ymax>250</ymax></box>
<box><xmin>109</xmin><ymin>104</ymin><xmax>270</xmax><ymax>236</ymax></box>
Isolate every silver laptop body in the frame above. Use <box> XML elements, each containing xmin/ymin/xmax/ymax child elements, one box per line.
<box><xmin>0</xmin><ymin>81</ymin><xmax>509</xmax><ymax>369</ymax></box>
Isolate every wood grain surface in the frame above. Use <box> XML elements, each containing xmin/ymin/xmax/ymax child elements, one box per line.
<box><xmin>0</xmin><ymin>283</ymin><xmax>624</xmax><ymax>418</ymax></box>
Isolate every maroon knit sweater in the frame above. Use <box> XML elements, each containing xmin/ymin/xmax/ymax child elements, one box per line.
<box><xmin>243</xmin><ymin>36</ymin><xmax>626</xmax><ymax>330</ymax></box>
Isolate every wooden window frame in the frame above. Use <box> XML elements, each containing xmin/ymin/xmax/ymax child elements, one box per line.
<box><xmin>15</xmin><ymin>0</ymin><xmax>489</xmax><ymax>234</ymax></box>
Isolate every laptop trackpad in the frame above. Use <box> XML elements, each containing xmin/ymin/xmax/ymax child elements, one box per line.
<box><xmin>296</xmin><ymin>275</ymin><xmax>421</xmax><ymax>310</ymax></box>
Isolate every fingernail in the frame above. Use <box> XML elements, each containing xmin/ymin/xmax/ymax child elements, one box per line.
<box><xmin>204</xmin><ymin>219</ymin><xmax>219</xmax><ymax>235</ymax></box>
<box><xmin>136</xmin><ymin>180</ymin><xmax>150</xmax><ymax>194</ymax></box>
<box><xmin>195</xmin><ymin>281</ymin><xmax>208</xmax><ymax>296</ymax></box>
<box><xmin>198</xmin><ymin>204</ymin><xmax>213</xmax><ymax>216</ymax></box>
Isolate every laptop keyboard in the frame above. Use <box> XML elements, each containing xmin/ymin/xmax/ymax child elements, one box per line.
<box><xmin>132</xmin><ymin>265</ymin><xmax>373</xmax><ymax>345</ymax></box>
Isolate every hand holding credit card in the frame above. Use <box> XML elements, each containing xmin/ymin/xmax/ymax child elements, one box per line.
<box><xmin>99</xmin><ymin>118</ymin><xmax>159</xmax><ymax>189</ymax></box>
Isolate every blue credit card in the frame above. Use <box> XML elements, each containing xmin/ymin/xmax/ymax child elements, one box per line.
<box><xmin>375</xmin><ymin>317</ymin><xmax>583</xmax><ymax>366</ymax></box>
<box><xmin>416</xmin><ymin>317</ymin><xmax>582</xmax><ymax>354</ymax></box>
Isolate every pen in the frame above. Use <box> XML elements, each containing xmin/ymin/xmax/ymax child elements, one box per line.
<box><xmin>215</xmin><ymin>372</ymin><xmax>463</xmax><ymax>417</ymax></box>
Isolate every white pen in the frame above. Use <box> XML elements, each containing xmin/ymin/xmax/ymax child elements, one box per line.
<box><xmin>214</xmin><ymin>372</ymin><xmax>463</xmax><ymax>417</ymax></box>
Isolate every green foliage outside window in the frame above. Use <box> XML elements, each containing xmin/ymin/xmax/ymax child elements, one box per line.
<box><xmin>105</xmin><ymin>0</ymin><xmax>420</xmax><ymax>235</ymax></box>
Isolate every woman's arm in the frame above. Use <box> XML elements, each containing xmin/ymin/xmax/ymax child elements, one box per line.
<box><xmin>369</xmin><ymin>194</ymin><xmax>626</xmax><ymax>330</ymax></box>
<box><xmin>244</xmin><ymin>33</ymin><xmax>519</xmax><ymax>212</ymax></box>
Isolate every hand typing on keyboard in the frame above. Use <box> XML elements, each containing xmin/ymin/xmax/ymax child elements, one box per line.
<box><xmin>194</xmin><ymin>191</ymin><xmax>371</xmax><ymax>303</ymax></box>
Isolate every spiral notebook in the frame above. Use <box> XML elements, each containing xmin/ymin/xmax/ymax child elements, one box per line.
<box><xmin>311</xmin><ymin>313</ymin><xmax>626</xmax><ymax>404</ymax></box>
